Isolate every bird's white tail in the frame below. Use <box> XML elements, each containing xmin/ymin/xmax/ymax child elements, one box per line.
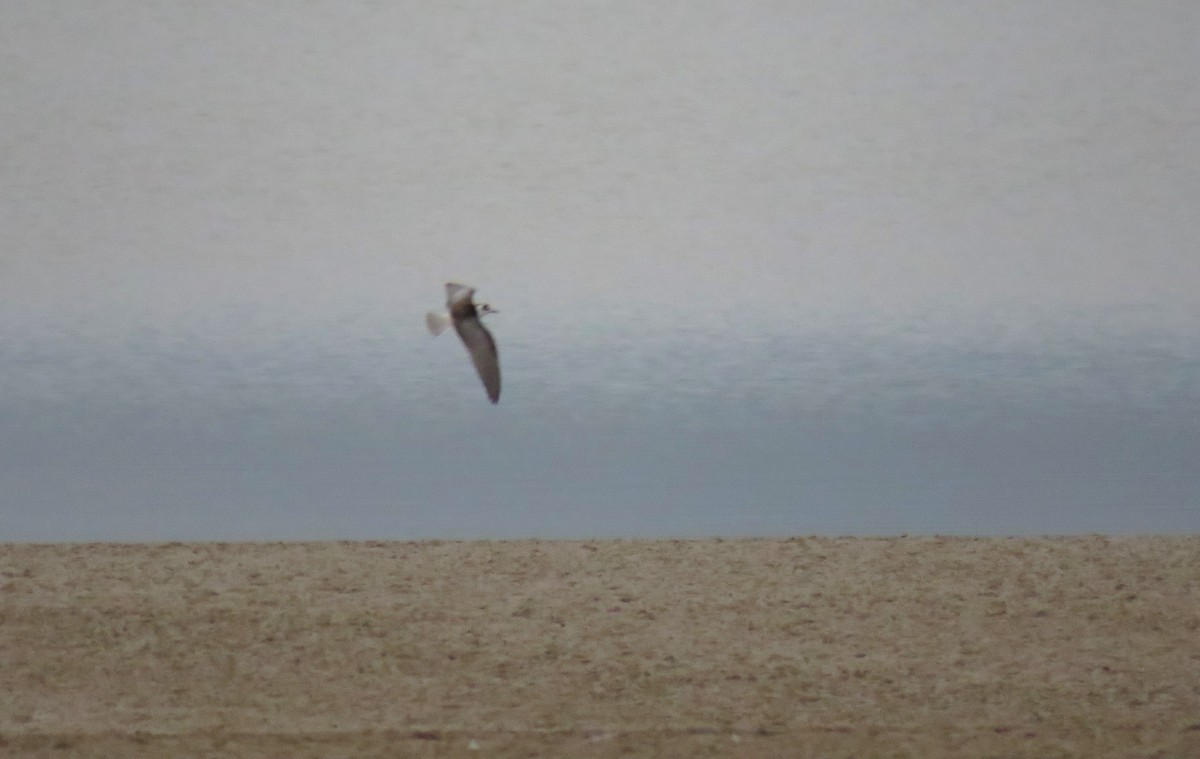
<box><xmin>425</xmin><ymin>311</ymin><xmax>452</xmax><ymax>336</ymax></box>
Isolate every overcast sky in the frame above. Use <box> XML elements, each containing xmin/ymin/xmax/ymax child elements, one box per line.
<box><xmin>4</xmin><ymin>2</ymin><xmax>1198</xmax><ymax>330</ymax></box>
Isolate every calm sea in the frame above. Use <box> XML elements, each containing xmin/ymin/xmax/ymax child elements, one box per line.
<box><xmin>2</xmin><ymin>1</ymin><xmax>1197</xmax><ymax>539</ymax></box>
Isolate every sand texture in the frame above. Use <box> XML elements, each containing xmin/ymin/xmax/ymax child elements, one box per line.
<box><xmin>1</xmin><ymin>537</ymin><xmax>1198</xmax><ymax>757</ymax></box>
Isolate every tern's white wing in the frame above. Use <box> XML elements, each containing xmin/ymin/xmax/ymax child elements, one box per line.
<box><xmin>454</xmin><ymin>315</ymin><xmax>501</xmax><ymax>404</ymax></box>
<box><xmin>425</xmin><ymin>311</ymin><xmax>452</xmax><ymax>336</ymax></box>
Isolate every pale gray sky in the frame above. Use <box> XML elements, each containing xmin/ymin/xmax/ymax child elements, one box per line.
<box><xmin>4</xmin><ymin>2</ymin><xmax>1198</xmax><ymax>331</ymax></box>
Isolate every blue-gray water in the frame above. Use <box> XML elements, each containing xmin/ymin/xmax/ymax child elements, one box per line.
<box><xmin>2</xmin><ymin>1</ymin><xmax>1198</xmax><ymax>540</ymax></box>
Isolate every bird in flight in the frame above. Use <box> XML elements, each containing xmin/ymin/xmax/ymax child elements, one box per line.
<box><xmin>427</xmin><ymin>282</ymin><xmax>501</xmax><ymax>404</ymax></box>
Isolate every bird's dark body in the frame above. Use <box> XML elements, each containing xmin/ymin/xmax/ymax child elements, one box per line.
<box><xmin>444</xmin><ymin>283</ymin><xmax>501</xmax><ymax>404</ymax></box>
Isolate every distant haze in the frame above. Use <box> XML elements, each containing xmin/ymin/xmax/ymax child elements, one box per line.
<box><xmin>2</xmin><ymin>1</ymin><xmax>1197</xmax><ymax>540</ymax></box>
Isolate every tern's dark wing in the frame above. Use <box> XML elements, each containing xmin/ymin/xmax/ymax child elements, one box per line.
<box><xmin>445</xmin><ymin>282</ymin><xmax>473</xmax><ymax>307</ymax></box>
<box><xmin>454</xmin><ymin>315</ymin><xmax>501</xmax><ymax>403</ymax></box>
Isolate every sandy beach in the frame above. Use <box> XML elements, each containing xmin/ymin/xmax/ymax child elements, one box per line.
<box><xmin>1</xmin><ymin>537</ymin><xmax>1197</xmax><ymax>757</ymax></box>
